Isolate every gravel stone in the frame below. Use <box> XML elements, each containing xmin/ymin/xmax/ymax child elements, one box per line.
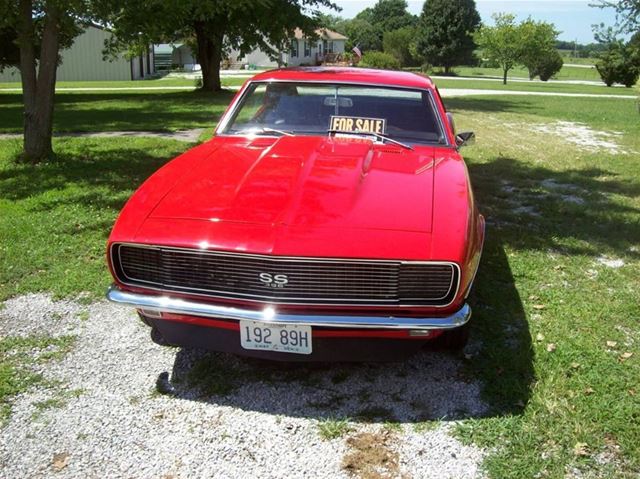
<box><xmin>0</xmin><ymin>294</ymin><xmax>487</xmax><ymax>478</ymax></box>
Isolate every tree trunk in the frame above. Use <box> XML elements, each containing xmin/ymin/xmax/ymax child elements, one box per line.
<box><xmin>194</xmin><ymin>21</ymin><xmax>223</xmax><ymax>92</ymax></box>
<box><xmin>17</xmin><ymin>0</ymin><xmax>60</xmax><ymax>163</ymax></box>
<box><xmin>444</xmin><ymin>65</ymin><xmax>451</xmax><ymax>75</ymax></box>
<box><xmin>503</xmin><ymin>67</ymin><xmax>508</xmax><ymax>85</ymax></box>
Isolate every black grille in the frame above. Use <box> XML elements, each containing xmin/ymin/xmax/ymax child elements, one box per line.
<box><xmin>112</xmin><ymin>244</ymin><xmax>458</xmax><ymax>306</ymax></box>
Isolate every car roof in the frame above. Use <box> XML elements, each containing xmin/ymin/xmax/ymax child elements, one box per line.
<box><xmin>249</xmin><ymin>67</ymin><xmax>435</xmax><ymax>90</ymax></box>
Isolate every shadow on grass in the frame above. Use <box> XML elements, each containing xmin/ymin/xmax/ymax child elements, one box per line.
<box><xmin>0</xmin><ymin>138</ymin><xmax>187</xmax><ymax>207</ymax></box>
<box><xmin>470</xmin><ymin>156</ymin><xmax>640</xmax><ymax>258</ymax></box>
<box><xmin>444</xmin><ymin>96</ymin><xmax>536</xmax><ymax>114</ymax></box>
<box><xmin>0</xmin><ymin>90</ymin><xmax>236</xmax><ymax>133</ymax></box>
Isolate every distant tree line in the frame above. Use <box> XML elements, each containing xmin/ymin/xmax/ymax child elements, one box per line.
<box><xmin>322</xmin><ymin>1</ymin><xmax>563</xmax><ymax>84</ymax></box>
<box><xmin>322</xmin><ymin>0</ymin><xmax>639</xmax><ymax>88</ymax></box>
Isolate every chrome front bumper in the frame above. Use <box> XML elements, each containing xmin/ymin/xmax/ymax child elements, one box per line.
<box><xmin>106</xmin><ymin>284</ymin><xmax>471</xmax><ymax>330</ymax></box>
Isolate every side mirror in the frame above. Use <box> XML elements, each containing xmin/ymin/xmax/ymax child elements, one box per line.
<box><xmin>455</xmin><ymin>131</ymin><xmax>475</xmax><ymax>148</ymax></box>
<box><xmin>446</xmin><ymin>112</ymin><xmax>456</xmax><ymax>135</ymax></box>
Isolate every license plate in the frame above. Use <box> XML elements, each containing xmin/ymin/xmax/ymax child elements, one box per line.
<box><xmin>239</xmin><ymin>320</ymin><xmax>312</xmax><ymax>355</ymax></box>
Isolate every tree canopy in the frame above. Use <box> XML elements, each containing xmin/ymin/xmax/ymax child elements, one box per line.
<box><xmin>103</xmin><ymin>0</ymin><xmax>338</xmax><ymax>91</ymax></box>
<box><xmin>416</xmin><ymin>0</ymin><xmax>481</xmax><ymax>73</ymax></box>
<box><xmin>593</xmin><ymin>0</ymin><xmax>640</xmax><ymax>34</ymax></box>
<box><xmin>474</xmin><ymin>13</ymin><xmax>523</xmax><ymax>84</ymax></box>
<box><xmin>519</xmin><ymin>18</ymin><xmax>561</xmax><ymax>79</ymax></box>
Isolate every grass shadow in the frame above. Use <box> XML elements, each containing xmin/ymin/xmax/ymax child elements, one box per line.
<box><xmin>0</xmin><ymin>90</ymin><xmax>236</xmax><ymax>133</ymax></box>
<box><xmin>444</xmin><ymin>97</ymin><xmax>538</xmax><ymax>114</ymax></box>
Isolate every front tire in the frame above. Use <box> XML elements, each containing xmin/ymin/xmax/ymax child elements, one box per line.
<box><xmin>435</xmin><ymin>322</ymin><xmax>470</xmax><ymax>350</ymax></box>
<box><xmin>150</xmin><ymin>326</ymin><xmax>172</xmax><ymax>346</ymax></box>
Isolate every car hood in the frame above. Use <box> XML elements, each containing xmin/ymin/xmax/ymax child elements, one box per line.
<box><xmin>148</xmin><ymin>136</ymin><xmax>435</xmax><ymax>233</ymax></box>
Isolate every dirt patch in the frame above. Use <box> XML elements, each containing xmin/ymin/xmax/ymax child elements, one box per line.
<box><xmin>596</xmin><ymin>256</ymin><xmax>625</xmax><ymax>268</ymax></box>
<box><xmin>530</xmin><ymin>121</ymin><xmax>629</xmax><ymax>154</ymax></box>
<box><xmin>342</xmin><ymin>430</ymin><xmax>402</xmax><ymax>479</ymax></box>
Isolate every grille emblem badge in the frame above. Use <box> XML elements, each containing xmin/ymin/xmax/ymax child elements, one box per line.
<box><xmin>259</xmin><ymin>273</ymin><xmax>289</xmax><ymax>288</ymax></box>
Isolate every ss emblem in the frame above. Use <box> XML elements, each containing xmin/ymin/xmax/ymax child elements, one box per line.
<box><xmin>259</xmin><ymin>273</ymin><xmax>289</xmax><ymax>288</ymax></box>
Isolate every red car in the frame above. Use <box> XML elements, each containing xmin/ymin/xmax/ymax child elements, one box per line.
<box><xmin>106</xmin><ymin>67</ymin><xmax>484</xmax><ymax>361</ymax></box>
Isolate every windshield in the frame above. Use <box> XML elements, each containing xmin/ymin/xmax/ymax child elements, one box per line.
<box><xmin>221</xmin><ymin>82</ymin><xmax>445</xmax><ymax>144</ymax></box>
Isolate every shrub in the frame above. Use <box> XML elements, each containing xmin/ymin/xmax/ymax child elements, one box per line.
<box><xmin>534</xmin><ymin>50</ymin><xmax>564</xmax><ymax>81</ymax></box>
<box><xmin>596</xmin><ymin>41</ymin><xmax>640</xmax><ymax>87</ymax></box>
<box><xmin>618</xmin><ymin>64</ymin><xmax>640</xmax><ymax>87</ymax></box>
<box><xmin>359</xmin><ymin>51</ymin><xmax>401</xmax><ymax>70</ymax></box>
<box><xmin>596</xmin><ymin>55</ymin><xmax>620</xmax><ymax>86</ymax></box>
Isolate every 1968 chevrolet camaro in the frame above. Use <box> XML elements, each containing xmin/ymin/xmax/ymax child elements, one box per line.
<box><xmin>106</xmin><ymin>67</ymin><xmax>484</xmax><ymax>361</ymax></box>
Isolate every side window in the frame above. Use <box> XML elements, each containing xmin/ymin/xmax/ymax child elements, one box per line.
<box><xmin>290</xmin><ymin>39</ymin><xmax>298</xmax><ymax>58</ymax></box>
<box><xmin>233</xmin><ymin>85</ymin><xmax>268</xmax><ymax>124</ymax></box>
<box><xmin>304</xmin><ymin>41</ymin><xmax>311</xmax><ymax>57</ymax></box>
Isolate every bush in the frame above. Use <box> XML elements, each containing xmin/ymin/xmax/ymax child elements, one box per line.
<box><xmin>359</xmin><ymin>51</ymin><xmax>401</xmax><ymax>70</ymax></box>
<box><xmin>618</xmin><ymin>64</ymin><xmax>640</xmax><ymax>87</ymax></box>
<box><xmin>596</xmin><ymin>57</ymin><xmax>620</xmax><ymax>86</ymax></box>
<box><xmin>596</xmin><ymin>41</ymin><xmax>640</xmax><ymax>87</ymax></box>
<box><xmin>534</xmin><ymin>50</ymin><xmax>564</xmax><ymax>81</ymax></box>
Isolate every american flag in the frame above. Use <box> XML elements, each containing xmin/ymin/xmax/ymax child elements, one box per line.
<box><xmin>352</xmin><ymin>44</ymin><xmax>362</xmax><ymax>60</ymax></box>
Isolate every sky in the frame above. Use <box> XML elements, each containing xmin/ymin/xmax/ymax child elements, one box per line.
<box><xmin>320</xmin><ymin>0</ymin><xmax>622</xmax><ymax>44</ymax></box>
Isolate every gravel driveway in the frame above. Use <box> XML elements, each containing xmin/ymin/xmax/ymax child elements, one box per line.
<box><xmin>0</xmin><ymin>294</ymin><xmax>487</xmax><ymax>478</ymax></box>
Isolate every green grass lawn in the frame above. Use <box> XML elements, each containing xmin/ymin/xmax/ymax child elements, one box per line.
<box><xmin>447</xmin><ymin>64</ymin><xmax>602</xmax><ymax>82</ymax></box>
<box><xmin>0</xmin><ymin>88</ymin><xmax>638</xmax><ymax>476</ymax></box>
<box><xmin>558</xmin><ymin>56</ymin><xmax>598</xmax><ymax>66</ymax></box>
<box><xmin>0</xmin><ymin>78</ymin><xmax>635</xmax><ymax>137</ymax></box>
<box><xmin>0</xmin><ymin>137</ymin><xmax>188</xmax><ymax>300</ymax></box>
<box><xmin>0</xmin><ymin>90</ymin><xmax>236</xmax><ymax>133</ymax></box>
<box><xmin>432</xmin><ymin>77</ymin><xmax>637</xmax><ymax>96</ymax></box>
<box><xmin>446</xmin><ymin>94</ymin><xmax>640</xmax><ymax>477</ymax></box>
<box><xmin>0</xmin><ymin>76</ymin><xmax>248</xmax><ymax>90</ymax></box>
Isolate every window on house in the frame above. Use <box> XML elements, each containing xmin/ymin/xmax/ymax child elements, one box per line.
<box><xmin>323</xmin><ymin>40</ymin><xmax>328</xmax><ymax>55</ymax></box>
<box><xmin>328</xmin><ymin>41</ymin><xmax>334</xmax><ymax>53</ymax></box>
<box><xmin>304</xmin><ymin>41</ymin><xmax>311</xmax><ymax>57</ymax></box>
<box><xmin>290</xmin><ymin>39</ymin><xmax>298</xmax><ymax>58</ymax></box>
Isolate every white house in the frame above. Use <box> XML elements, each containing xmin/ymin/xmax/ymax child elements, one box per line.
<box><xmin>229</xmin><ymin>28</ymin><xmax>348</xmax><ymax>68</ymax></box>
<box><xmin>286</xmin><ymin>28</ymin><xmax>347</xmax><ymax>67</ymax></box>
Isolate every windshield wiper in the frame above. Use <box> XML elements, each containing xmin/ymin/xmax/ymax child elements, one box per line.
<box><xmin>327</xmin><ymin>129</ymin><xmax>413</xmax><ymax>151</ymax></box>
<box><xmin>246</xmin><ymin>127</ymin><xmax>294</xmax><ymax>136</ymax></box>
<box><xmin>234</xmin><ymin>127</ymin><xmax>294</xmax><ymax>137</ymax></box>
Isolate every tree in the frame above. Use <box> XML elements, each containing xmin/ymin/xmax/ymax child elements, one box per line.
<box><xmin>383</xmin><ymin>27</ymin><xmax>418</xmax><ymax>67</ymax></box>
<box><xmin>368</xmin><ymin>0</ymin><xmax>417</xmax><ymax>32</ymax></box>
<box><xmin>343</xmin><ymin>18</ymin><xmax>383</xmax><ymax>51</ymax></box>
<box><xmin>346</xmin><ymin>0</ymin><xmax>416</xmax><ymax>52</ymax></box>
<box><xmin>593</xmin><ymin>1</ymin><xmax>640</xmax><ymax>34</ymax></box>
<box><xmin>474</xmin><ymin>13</ymin><xmax>523</xmax><ymax>85</ymax></box>
<box><xmin>317</xmin><ymin>13</ymin><xmax>344</xmax><ymax>32</ymax></box>
<box><xmin>416</xmin><ymin>0</ymin><xmax>481</xmax><ymax>74</ymax></box>
<box><xmin>0</xmin><ymin>0</ymin><xmax>85</xmax><ymax>163</ymax></box>
<box><xmin>359</xmin><ymin>51</ymin><xmax>401</xmax><ymax>69</ymax></box>
<box><xmin>519</xmin><ymin>18</ymin><xmax>560</xmax><ymax>79</ymax></box>
<box><xmin>534</xmin><ymin>49</ymin><xmax>564</xmax><ymax>81</ymax></box>
<box><xmin>596</xmin><ymin>39</ymin><xmax>640</xmax><ymax>87</ymax></box>
<box><xmin>104</xmin><ymin>0</ymin><xmax>338</xmax><ymax>92</ymax></box>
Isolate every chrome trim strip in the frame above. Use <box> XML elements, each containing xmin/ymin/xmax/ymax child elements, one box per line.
<box><xmin>110</xmin><ymin>242</ymin><xmax>461</xmax><ymax>308</ymax></box>
<box><xmin>107</xmin><ymin>284</ymin><xmax>470</xmax><ymax>330</ymax></box>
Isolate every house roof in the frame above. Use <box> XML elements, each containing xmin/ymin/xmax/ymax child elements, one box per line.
<box><xmin>293</xmin><ymin>28</ymin><xmax>347</xmax><ymax>41</ymax></box>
